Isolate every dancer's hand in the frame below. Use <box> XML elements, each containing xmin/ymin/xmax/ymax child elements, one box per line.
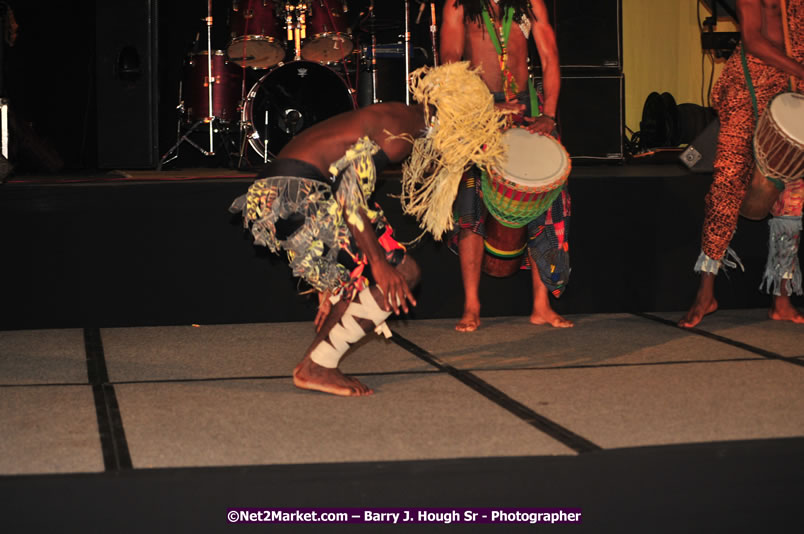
<box><xmin>372</xmin><ymin>260</ymin><xmax>416</xmax><ymax>315</ymax></box>
<box><xmin>314</xmin><ymin>290</ymin><xmax>333</xmax><ymax>332</ymax></box>
<box><xmin>523</xmin><ymin>115</ymin><xmax>556</xmax><ymax>136</ymax></box>
<box><xmin>345</xmin><ymin>208</ymin><xmax>416</xmax><ymax>315</ymax></box>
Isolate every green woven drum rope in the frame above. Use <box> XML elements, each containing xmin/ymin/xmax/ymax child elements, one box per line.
<box><xmin>480</xmin><ymin>169</ymin><xmax>564</xmax><ymax>228</ymax></box>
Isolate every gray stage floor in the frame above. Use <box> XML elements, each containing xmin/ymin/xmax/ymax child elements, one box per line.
<box><xmin>1</xmin><ymin>309</ymin><xmax>802</xmax><ymax>476</ymax></box>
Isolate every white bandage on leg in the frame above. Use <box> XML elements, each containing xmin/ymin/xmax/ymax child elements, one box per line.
<box><xmin>309</xmin><ymin>287</ymin><xmax>392</xmax><ymax>368</ymax></box>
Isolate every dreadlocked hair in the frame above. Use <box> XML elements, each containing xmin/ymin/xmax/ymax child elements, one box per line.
<box><xmin>452</xmin><ymin>0</ymin><xmax>535</xmax><ymax>24</ymax></box>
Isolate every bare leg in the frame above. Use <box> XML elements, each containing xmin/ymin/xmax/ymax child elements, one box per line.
<box><xmin>769</xmin><ymin>280</ymin><xmax>804</xmax><ymax>323</ymax></box>
<box><xmin>456</xmin><ymin>229</ymin><xmax>484</xmax><ymax>332</ymax></box>
<box><xmin>678</xmin><ymin>272</ymin><xmax>719</xmax><ymax>328</ymax></box>
<box><xmin>528</xmin><ymin>251</ymin><xmax>573</xmax><ymax>328</ymax></box>
<box><xmin>293</xmin><ymin>257</ymin><xmax>421</xmax><ymax>396</ymax></box>
<box><xmin>293</xmin><ymin>297</ymin><xmax>377</xmax><ymax>397</ymax></box>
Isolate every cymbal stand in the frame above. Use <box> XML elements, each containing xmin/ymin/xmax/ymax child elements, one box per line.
<box><xmin>404</xmin><ymin>0</ymin><xmax>411</xmax><ymax>104</ymax></box>
<box><xmin>205</xmin><ymin>0</ymin><xmax>215</xmax><ymax>154</ymax></box>
<box><xmin>429</xmin><ymin>1</ymin><xmax>438</xmax><ymax>66</ymax></box>
<box><xmin>159</xmin><ymin>2</ymin><xmax>236</xmax><ymax>170</ymax></box>
<box><xmin>369</xmin><ymin>0</ymin><xmax>377</xmax><ymax>104</ymax></box>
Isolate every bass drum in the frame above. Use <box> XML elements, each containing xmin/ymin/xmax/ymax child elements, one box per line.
<box><xmin>242</xmin><ymin>60</ymin><xmax>355</xmax><ymax>159</ymax></box>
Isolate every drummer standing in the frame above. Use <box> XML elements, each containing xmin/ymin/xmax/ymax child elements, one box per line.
<box><xmin>679</xmin><ymin>0</ymin><xmax>804</xmax><ymax>328</ymax></box>
<box><xmin>439</xmin><ymin>0</ymin><xmax>573</xmax><ymax>331</ymax></box>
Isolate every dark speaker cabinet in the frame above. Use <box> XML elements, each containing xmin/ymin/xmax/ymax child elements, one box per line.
<box><xmin>540</xmin><ymin>73</ymin><xmax>624</xmax><ymax>161</ymax></box>
<box><xmin>545</xmin><ymin>0</ymin><xmax>622</xmax><ymax>70</ymax></box>
<box><xmin>96</xmin><ymin>0</ymin><xmax>159</xmax><ymax>169</ymax></box>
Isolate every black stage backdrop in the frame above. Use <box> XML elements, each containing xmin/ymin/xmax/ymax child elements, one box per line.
<box><xmin>2</xmin><ymin>169</ymin><xmax>800</xmax><ymax>330</ymax></box>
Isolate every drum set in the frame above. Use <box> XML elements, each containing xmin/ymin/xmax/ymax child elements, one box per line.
<box><xmin>159</xmin><ymin>0</ymin><xmax>427</xmax><ymax>169</ymax></box>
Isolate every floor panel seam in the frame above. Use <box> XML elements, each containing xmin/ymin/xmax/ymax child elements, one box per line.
<box><xmin>390</xmin><ymin>330</ymin><xmax>602</xmax><ymax>454</ymax></box>
<box><xmin>632</xmin><ymin>312</ymin><xmax>804</xmax><ymax>368</ymax></box>
<box><xmin>85</xmin><ymin>328</ymin><xmax>133</xmax><ymax>472</ymax></box>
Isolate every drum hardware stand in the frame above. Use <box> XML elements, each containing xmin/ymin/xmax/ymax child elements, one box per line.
<box><xmin>369</xmin><ymin>0</ymin><xmax>378</xmax><ymax>104</ymax></box>
<box><xmin>403</xmin><ymin>0</ymin><xmax>411</xmax><ymax>104</ymax></box>
<box><xmin>158</xmin><ymin>110</ymin><xmax>239</xmax><ymax>170</ymax></box>
<box><xmin>413</xmin><ymin>0</ymin><xmax>437</xmax><ymax>66</ymax></box>
<box><xmin>159</xmin><ymin>1</ymin><xmax>240</xmax><ymax>170</ymax></box>
<box><xmin>285</xmin><ymin>2</ymin><xmax>308</xmax><ymax>61</ymax></box>
<box><xmin>204</xmin><ymin>0</ymin><xmax>215</xmax><ymax>155</ymax></box>
<box><xmin>158</xmin><ymin>118</ymin><xmax>220</xmax><ymax>170</ymax></box>
<box><xmin>428</xmin><ymin>1</ymin><xmax>438</xmax><ymax>66</ymax></box>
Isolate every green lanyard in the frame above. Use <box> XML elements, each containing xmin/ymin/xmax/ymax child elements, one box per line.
<box><xmin>481</xmin><ymin>5</ymin><xmax>513</xmax><ymax>57</ymax></box>
<box><xmin>481</xmin><ymin>5</ymin><xmax>540</xmax><ymax>117</ymax></box>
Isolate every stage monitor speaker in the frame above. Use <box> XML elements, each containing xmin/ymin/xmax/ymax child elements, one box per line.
<box><xmin>680</xmin><ymin>117</ymin><xmax>719</xmax><ymax>173</ymax></box>
<box><xmin>549</xmin><ymin>0</ymin><xmax>622</xmax><ymax>70</ymax></box>
<box><xmin>552</xmin><ymin>74</ymin><xmax>624</xmax><ymax>161</ymax></box>
<box><xmin>96</xmin><ymin>0</ymin><xmax>159</xmax><ymax>169</ymax></box>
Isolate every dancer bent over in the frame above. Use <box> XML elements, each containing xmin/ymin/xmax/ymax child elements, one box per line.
<box><xmin>232</xmin><ymin>62</ymin><xmax>505</xmax><ymax>396</ymax></box>
<box><xmin>231</xmin><ymin>103</ymin><xmax>425</xmax><ymax>396</ymax></box>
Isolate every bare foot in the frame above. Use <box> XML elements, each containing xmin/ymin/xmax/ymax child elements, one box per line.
<box><xmin>678</xmin><ymin>296</ymin><xmax>718</xmax><ymax>328</ymax></box>
<box><xmin>769</xmin><ymin>295</ymin><xmax>804</xmax><ymax>323</ymax></box>
<box><xmin>455</xmin><ymin>309</ymin><xmax>481</xmax><ymax>332</ymax></box>
<box><xmin>679</xmin><ymin>273</ymin><xmax>718</xmax><ymax>328</ymax></box>
<box><xmin>292</xmin><ymin>356</ymin><xmax>373</xmax><ymax>397</ymax></box>
<box><xmin>530</xmin><ymin>309</ymin><xmax>574</xmax><ymax>328</ymax></box>
<box><xmin>529</xmin><ymin>272</ymin><xmax>573</xmax><ymax>328</ymax></box>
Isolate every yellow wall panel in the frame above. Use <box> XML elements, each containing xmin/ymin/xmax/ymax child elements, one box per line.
<box><xmin>621</xmin><ymin>0</ymin><xmax>737</xmax><ymax>138</ymax></box>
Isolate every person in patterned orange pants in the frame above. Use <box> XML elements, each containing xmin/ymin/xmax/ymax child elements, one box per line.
<box><xmin>679</xmin><ymin>0</ymin><xmax>804</xmax><ymax>327</ymax></box>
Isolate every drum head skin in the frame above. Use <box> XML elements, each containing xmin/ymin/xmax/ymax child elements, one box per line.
<box><xmin>497</xmin><ymin>127</ymin><xmax>570</xmax><ymax>187</ymax></box>
<box><xmin>769</xmin><ymin>92</ymin><xmax>804</xmax><ymax>144</ymax></box>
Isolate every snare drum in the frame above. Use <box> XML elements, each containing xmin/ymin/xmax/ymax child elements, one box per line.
<box><xmin>242</xmin><ymin>60</ymin><xmax>356</xmax><ymax>159</ymax></box>
<box><xmin>227</xmin><ymin>0</ymin><xmax>285</xmax><ymax>68</ymax></box>
<box><xmin>481</xmin><ymin>127</ymin><xmax>571</xmax><ymax>277</ymax></box>
<box><xmin>301</xmin><ymin>0</ymin><xmax>353</xmax><ymax>63</ymax></box>
<box><xmin>741</xmin><ymin>92</ymin><xmax>804</xmax><ymax>220</ymax></box>
<box><xmin>183</xmin><ymin>50</ymin><xmax>242</xmax><ymax>123</ymax></box>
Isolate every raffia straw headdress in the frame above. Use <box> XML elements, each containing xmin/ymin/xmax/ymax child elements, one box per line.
<box><xmin>401</xmin><ymin>61</ymin><xmax>508</xmax><ymax>240</ymax></box>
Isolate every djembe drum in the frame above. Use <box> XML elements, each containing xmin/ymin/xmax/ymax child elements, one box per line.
<box><xmin>740</xmin><ymin>92</ymin><xmax>804</xmax><ymax>220</ymax></box>
<box><xmin>481</xmin><ymin>127</ymin><xmax>571</xmax><ymax>277</ymax></box>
